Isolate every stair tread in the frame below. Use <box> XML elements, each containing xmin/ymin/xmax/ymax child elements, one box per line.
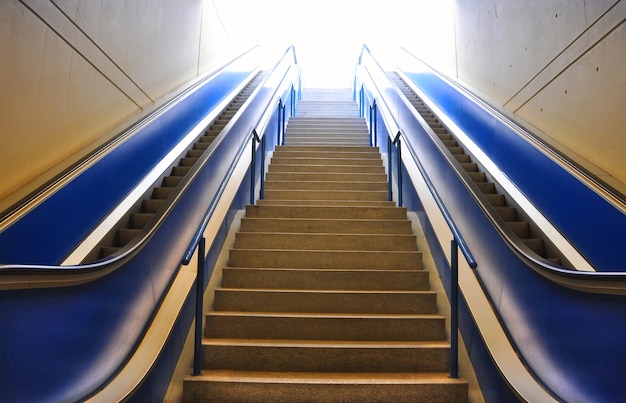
<box><xmin>187</xmin><ymin>370</ymin><xmax>466</xmax><ymax>384</ymax></box>
<box><xmin>203</xmin><ymin>338</ymin><xmax>450</xmax><ymax>348</ymax></box>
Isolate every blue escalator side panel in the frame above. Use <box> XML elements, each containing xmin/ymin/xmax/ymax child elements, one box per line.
<box><xmin>402</xmin><ymin>69</ymin><xmax>626</xmax><ymax>272</ymax></box>
<box><xmin>372</xmin><ymin>64</ymin><xmax>626</xmax><ymax>401</ymax></box>
<box><xmin>0</xmin><ymin>68</ymin><xmax>249</xmax><ymax>265</ymax></box>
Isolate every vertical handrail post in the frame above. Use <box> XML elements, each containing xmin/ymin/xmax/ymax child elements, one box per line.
<box><xmin>277</xmin><ymin>100</ymin><xmax>283</xmax><ymax>146</ymax></box>
<box><xmin>250</xmin><ymin>130</ymin><xmax>260</xmax><ymax>205</ymax></box>
<box><xmin>260</xmin><ymin>135</ymin><xmax>266</xmax><ymax>200</ymax></box>
<box><xmin>369</xmin><ymin>105</ymin><xmax>374</xmax><ymax>146</ymax></box>
<box><xmin>373</xmin><ymin>102</ymin><xmax>378</xmax><ymax>148</ymax></box>
<box><xmin>387</xmin><ymin>136</ymin><xmax>393</xmax><ymax>201</ymax></box>
<box><xmin>392</xmin><ymin>131</ymin><xmax>402</xmax><ymax>206</ymax></box>
<box><xmin>282</xmin><ymin>103</ymin><xmax>287</xmax><ymax>145</ymax></box>
<box><xmin>193</xmin><ymin>237</ymin><xmax>206</xmax><ymax>376</ymax></box>
<box><xmin>450</xmin><ymin>238</ymin><xmax>459</xmax><ymax>379</ymax></box>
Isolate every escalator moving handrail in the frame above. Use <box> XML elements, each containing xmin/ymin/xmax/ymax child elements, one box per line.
<box><xmin>182</xmin><ymin>45</ymin><xmax>298</xmax><ymax>265</ymax></box>
<box><xmin>0</xmin><ymin>44</ymin><xmax>260</xmax><ymax>230</ymax></box>
<box><xmin>399</xmin><ymin>46</ymin><xmax>626</xmax><ymax>216</ymax></box>
<box><xmin>360</xmin><ymin>45</ymin><xmax>626</xmax><ymax>295</ymax></box>
<box><xmin>357</xmin><ymin>47</ymin><xmax>477</xmax><ymax>270</ymax></box>
<box><xmin>0</xmin><ymin>46</ymin><xmax>298</xmax><ymax>289</ymax></box>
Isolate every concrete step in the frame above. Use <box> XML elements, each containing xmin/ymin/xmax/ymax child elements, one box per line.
<box><xmin>264</xmin><ymin>180</ymin><xmax>387</xmax><ymax>191</ymax></box>
<box><xmin>213</xmin><ymin>289</ymin><xmax>437</xmax><ymax>314</ymax></box>
<box><xmin>270</xmin><ymin>157</ymin><xmax>382</xmax><ymax>166</ymax></box>
<box><xmin>272</xmin><ymin>149</ymin><xmax>380</xmax><ymax>159</ymax></box>
<box><xmin>221</xmin><ymin>268</ymin><xmax>429</xmax><ymax>291</ymax></box>
<box><xmin>184</xmin><ymin>370</ymin><xmax>468</xmax><ymax>403</ymax></box>
<box><xmin>234</xmin><ymin>232</ymin><xmax>417</xmax><ymax>251</ymax></box>
<box><xmin>263</xmin><ymin>189</ymin><xmax>388</xmax><ymax>201</ymax></box>
<box><xmin>205</xmin><ymin>312</ymin><xmax>445</xmax><ymax>341</ymax></box>
<box><xmin>239</xmin><ymin>217</ymin><xmax>412</xmax><ymax>234</ymax></box>
<box><xmin>227</xmin><ymin>249</ymin><xmax>422</xmax><ymax>270</ymax></box>
<box><xmin>201</xmin><ymin>339</ymin><xmax>450</xmax><ymax>372</ymax></box>
<box><xmin>255</xmin><ymin>200</ymin><xmax>395</xmax><ymax>207</ymax></box>
<box><xmin>245</xmin><ymin>204</ymin><xmax>408</xmax><ymax>219</ymax></box>
<box><xmin>265</xmin><ymin>172</ymin><xmax>388</xmax><ymax>182</ymax></box>
<box><xmin>276</xmin><ymin>145</ymin><xmax>377</xmax><ymax>152</ymax></box>
<box><xmin>267</xmin><ymin>164</ymin><xmax>385</xmax><ymax>174</ymax></box>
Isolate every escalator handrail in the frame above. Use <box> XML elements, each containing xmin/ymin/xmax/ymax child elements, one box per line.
<box><xmin>399</xmin><ymin>46</ymin><xmax>626</xmax><ymax>216</ymax></box>
<box><xmin>181</xmin><ymin>45</ymin><xmax>298</xmax><ymax>265</ymax></box>
<box><xmin>0</xmin><ymin>46</ymin><xmax>298</xmax><ymax>290</ymax></box>
<box><xmin>357</xmin><ymin>46</ymin><xmax>477</xmax><ymax>270</ymax></box>
<box><xmin>360</xmin><ymin>46</ymin><xmax>626</xmax><ymax>295</ymax></box>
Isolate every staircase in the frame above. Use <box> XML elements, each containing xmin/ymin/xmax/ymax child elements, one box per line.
<box><xmin>183</xmin><ymin>88</ymin><xmax>468</xmax><ymax>402</ymax></box>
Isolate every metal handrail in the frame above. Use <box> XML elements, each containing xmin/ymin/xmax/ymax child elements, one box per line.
<box><xmin>356</xmin><ymin>46</ymin><xmax>476</xmax><ymax>379</ymax></box>
<box><xmin>357</xmin><ymin>50</ymin><xmax>477</xmax><ymax>270</ymax></box>
<box><xmin>181</xmin><ymin>46</ymin><xmax>299</xmax><ymax>375</ymax></box>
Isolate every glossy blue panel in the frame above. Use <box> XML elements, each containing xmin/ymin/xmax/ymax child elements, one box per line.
<box><xmin>400</xmin><ymin>68</ymin><xmax>626</xmax><ymax>272</ymax></box>
<box><xmin>360</xmin><ymin>52</ymin><xmax>626</xmax><ymax>402</ymax></box>
<box><xmin>0</xmin><ymin>48</ymin><xmax>298</xmax><ymax>402</ymax></box>
<box><xmin>0</xmin><ymin>53</ymin><xmax>255</xmax><ymax>265</ymax></box>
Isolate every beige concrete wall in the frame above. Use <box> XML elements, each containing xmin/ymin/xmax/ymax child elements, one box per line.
<box><xmin>0</xmin><ymin>0</ymin><xmax>233</xmax><ymax>212</ymax></box>
<box><xmin>404</xmin><ymin>0</ymin><xmax>626</xmax><ymax>193</ymax></box>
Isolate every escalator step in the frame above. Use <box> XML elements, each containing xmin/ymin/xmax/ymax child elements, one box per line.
<box><xmin>476</xmin><ymin>182</ymin><xmax>496</xmax><ymax>193</ymax></box>
<box><xmin>485</xmin><ymin>193</ymin><xmax>506</xmax><ymax>206</ymax></box>
<box><xmin>100</xmin><ymin>246</ymin><xmax>121</xmax><ymax>258</ymax></box>
<box><xmin>130</xmin><ymin>212</ymin><xmax>154</xmax><ymax>228</ymax></box>
<box><xmin>460</xmin><ymin>162</ymin><xmax>478</xmax><ymax>172</ymax></box>
<box><xmin>442</xmin><ymin>139</ymin><xmax>458</xmax><ymax>147</ymax></box>
<box><xmin>507</xmin><ymin>221</ymin><xmax>530</xmax><ymax>238</ymax></box>
<box><xmin>142</xmin><ymin>199</ymin><xmax>165</xmax><ymax>213</ymax></box>
<box><xmin>172</xmin><ymin>166</ymin><xmax>192</xmax><ymax>176</ymax></box>
<box><xmin>117</xmin><ymin>228</ymin><xmax>142</xmax><ymax>245</ymax></box>
<box><xmin>523</xmin><ymin>238</ymin><xmax>545</xmax><ymax>255</ymax></box>
<box><xmin>194</xmin><ymin>142</ymin><xmax>210</xmax><ymax>151</ymax></box>
<box><xmin>495</xmin><ymin>206</ymin><xmax>517</xmax><ymax>221</ymax></box>
<box><xmin>187</xmin><ymin>149</ymin><xmax>204</xmax><ymax>158</ymax></box>
<box><xmin>468</xmin><ymin>172</ymin><xmax>486</xmax><ymax>182</ymax></box>
<box><xmin>152</xmin><ymin>187</ymin><xmax>174</xmax><ymax>199</ymax></box>
<box><xmin>163</xmin><ymin>176</ymin><xmax>183</xmax><ymax>187</ymax></box>
<box><xmin>180</xmin><ymin>157</ymin><xmax>198</xmax><ymax>167</ymax></box>
<box><xmin>453</xmin><ymin>154</ymin><xmax>471</xmax><ymax>163</ymax></box>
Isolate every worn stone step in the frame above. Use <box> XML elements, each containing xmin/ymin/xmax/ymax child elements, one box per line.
<box><xmin>201</xmin><ymin>339</ymin><xmax>450</xmax><ymax>372</ymax></box>
<box><xmin>214</xmin><ymin>289</ymin><xmax>437</xmax><ymax>314</ymax></box>
<box><xmin>267</xmin><ymin>164</ymin><xmax>385</xmax><ymax>174</ymax></box>
<box><xmin>263</xmin><ymin>189</ymin><xmax>388</xmax><ymax>201</ymax></box>
<box><xmin>272</xmin><ymin>150</ymin><xmax>380</xmax><ymax>159</ymax></box>
<box><xmin>270</xmin><ymin>157</ymin><xmax>382</xmax><ymax>166</ymax></box>
<box><xmin>239</xmin><ymin>217</ymin><xmax>412</xmax><ymax>234</ymax></box>
<box><xmin>245</xmin><ymin>204</ymin><xmax>407</xmax><ymax>219</ymax></box>
<box><xmin>221</xmin><ymin>268</ymin><xmax>429</xmax><ymax>291</ymax></box>
<box><xmin>205</xmin><ymin>312</ymin><xmax>444</xmax><ymax>341</ymax></box>
<box><xmin>255</xmin><ymin>200</ymin><xmax>394</xmax><ymax>207</ymax></box>
<box><xmin>265</xmin><ymin>172</ymin><xmax>387</xmax><ymax>182</ymax></box>
<box><xmin>228</xmin><ymin>249</ymin><xmax>422</xmax><ymax>270</ymax></box>
<box><xmin>184</xmin><ymin>370</ymin><xmax>468</xmax><ymax>403</ymax></box>
<box><xmin>234</xmin><ymin>232</ymin><xmax>417</xmax><ymax>251</ymax></box>
<box><xmin>264</xmin><ymin>180</ymin><xmax>388</xmax><ymax>192</ymax></box>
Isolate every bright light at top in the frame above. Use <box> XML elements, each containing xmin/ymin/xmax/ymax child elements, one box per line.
<box><xmin>212</xmin><ymin>0</ymin><xmax>454</xmax><ymax>88</ymax></box>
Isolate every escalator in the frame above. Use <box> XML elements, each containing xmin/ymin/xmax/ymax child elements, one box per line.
<box><xmin>389</xmin><ymin>72</ymin><xmax>566</xmax><ymax>267</ymax></box>
<box><xmin>95</xmin><ymin>72</ymin><xmax>267</xmax><ymax>261</ymax></box>
<box><xmin>0</xmin><ymin>46</ymin><xmax>299</xmax><ymax>402</ymax></box>
<box><xmin>357</xmin><ymin>45</ymin><xmax>626</xmax><ymax>402</ymax></box>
